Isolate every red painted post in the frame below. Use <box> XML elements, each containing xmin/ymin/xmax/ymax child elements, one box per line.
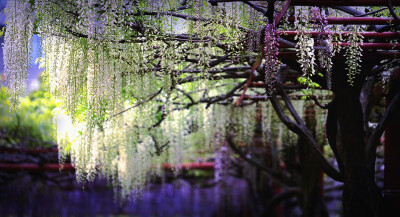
<box><xmin>291</xmin><ymin>0</ymin><xmax>400</xmax><ymax>6</ymax></box>
<box><xmin>320</xmin><ymin>146</ymin><xmax>324</xmax><ymax>198</ymax></box>
<box><xmin>279</xmin><ymin>42</ymin><xmax>400</xmax><ymax>50</ymax></box>
<box><xmin>209</xmin><ymin>0</ymin><xmax>400</xmax><ymax>7</ymax></box>
<box><xmin>384</xmin><ymin>68</ymin><xmax>400</xmax><ymax>216</ymax></box>
<box><xmin>288</xmin><ymin>17</ymin><xmax>395</xmax><ymax>25</ymax></box>
<box><xmin>236</xmin><ymin>75</ymin><xmax>253</xmax><ymax>106</ymax></box>
<box><xmin>278</xmin><ymin>51</ymin><xmax>400</xmax><ymax>59</ymax></box>
<box><xmin>249</xmin><ymin>82</ymin><xmax>266</xmax><ymax>88</ymax></box>
<box><xmin>241</xmin><ymin>95</ymin><xmax>267</xmax><ymax>101</ymax></box>
<box><xmin>0</xmin><ymin>147</ymin><xmax>59</xmax><ymax>153</ymax></box>
<box><xmin>337</xmin><ymin>43</ymin><xmax>400</xmax><ymax>50</ymax></box>
<box><xmin>324</xmin><ymin>17</ymin><xmax>395</xmax><ymax>25</ymax></box>
<box><xmin>0</xmin><ymin>163</ymin><xmax>74</xmax><ymax>172</ymax></box>
<box><xmin>279</xmin><ymin>31</ymin><xmax>400</xmax><ymax>39</ymax></box>
<box><xmin>162</xmin><ymin>162</ymin><xmax>215</xmax><ymax>171</ymax></box>
<box><xmin>0</xmin><ymin>162</ymin><xmax>215</xmax><ymax>172</ymax></box>
<box><xmin>270</xmin><ymin>181</ymin><xmax>283</xmax><ymax>217</ymax></box>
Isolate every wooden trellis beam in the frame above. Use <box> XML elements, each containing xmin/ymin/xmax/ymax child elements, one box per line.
<box><xmin>162</xmin><ymin>162</ymin><xmax>215</xmax><ymax>171</ymax></box>
<box><xmin>291</xmin><ymin>0</ymin><xmax>400</xmax><ymax>6</ymax></box>
<box><xmin>0</xmin><ymin>147</ymin><xmax>59</xmax><ymax>153</ymax></box>
<box><xmin>208</xmin><ymin>0</ymin><xmax>400</xmax><ymax>6</ymax></box>
<box><xmin>279</xmin><ymin>42</ymin><xmax>400</xmax><ymax>50</ymax></box>
<box><xmin>278</xmin><ymin>51</ymin><xmax>400</xmax><ymax>59</ymax></box>
<box><xmin>279</xmin><ymin>31</ymin><xmax>400</xmax><ymax>39</ymax></box>
<box><xmin>0</xmin><ymin>163</ymin><xmax>216</xmax><ymax>172</ymax></box>
<box><xmin>337</xmin><ymin>43</ymin><xmax>400</xmax><ymax>50</ymax></box>
<box><xmin>0</xmin><ymin>163</ymin><xmax>74</xmax><ymax>172</ymax></box>
<box><xmin>288</xmin><ymin>17</ymin><xmax>396</xmax><ymax>25</ymax></box>
<box><xmin>240</xmin><ymin>95</ymin><xmax>333</xmax><ymax>101</ymax></box>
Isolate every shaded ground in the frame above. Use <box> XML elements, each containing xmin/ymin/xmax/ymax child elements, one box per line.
<box><xmin>0</xmin><ymin>173</ymin><xmax>250</xmax><ymax>217</ymax></box>
<box><xmin>0</xmin><ymin>147</ymin><xmax>384</xmax><ymax>217</ymax></box>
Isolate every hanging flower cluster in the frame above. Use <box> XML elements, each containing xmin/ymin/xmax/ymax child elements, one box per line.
<box><xmin>247</xmin><ymin>8</ymin><xmax>257</xmax><ymax>52</ymax></box>
<box><xmin>230</xmin><ymin>104</ymin><xmax>257</xmax><ymax>145</ymax></box>
<box><xmin>311</xmin><ymin>7</ymin><xmax>333</xmax><ymax>89</ymax></box>
<box><xmin>264</xmin><ymin>23</ymin><xmax>279</xmax><ymax>95</ymax></box>
<box><xmin>297</xmin><ymin>36</ymin><xmax>315</xmax><ymax>76</ymax></box>
<box><xmin>246</xmin><ymin>5</ymin><xmax>263</xmax><ymax>53</ymax></box>
<box><xmin>214</xmin><ymin>145</ymin><xmax>228</xmax><ymax>182</ymax></box>
<box><xmin>3</xmin><ymin>0</ymin><xmax>36</xmax><ymax>108</ymax></box>
<box><xmin>345</xmin><ymin>26</ymin><xmax>364</xmax><ymax>85</ymax></box>
<box><xmin>295</xmin><ymin>7</ymin><xmax>315</xmax><ymax>78</ymax></box>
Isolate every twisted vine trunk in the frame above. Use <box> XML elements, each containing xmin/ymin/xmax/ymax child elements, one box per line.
<box><xmin>332</xmin><ymin>63</ymin><xmax>382</xmax><ymax>217</ymax></box>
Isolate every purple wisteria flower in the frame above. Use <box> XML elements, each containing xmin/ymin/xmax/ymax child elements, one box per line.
<box><xmin>264</xmin><ymin>23</ymin><xmax>279</xmax><ymax>95</ymax></box>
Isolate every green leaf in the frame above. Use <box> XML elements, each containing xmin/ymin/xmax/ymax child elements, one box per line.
<box><xmin>297</xmin><ymin>77</ymin><xmax>307</xmax><ymax>84</ymax></box>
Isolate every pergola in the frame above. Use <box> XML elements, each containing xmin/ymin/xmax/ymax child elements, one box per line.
<box><xmin>0</xmin><ymin>0</ymin><xmax>399</xmax><ymax>216</ymax></box>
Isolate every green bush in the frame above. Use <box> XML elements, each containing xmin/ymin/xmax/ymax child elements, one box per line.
<box><xmin>0</xmin><ymin>84</ymin><xmax>56</xmax><ymax>148</ymax></box>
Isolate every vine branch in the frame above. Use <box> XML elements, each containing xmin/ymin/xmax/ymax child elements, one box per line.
<box><xmin>365</xmin><ymin>90</ymin><xmax>400</xmax><ymax>169</ymax></box>
<box><xmin>269</xmin><ymin>85</ymin><xmax>344</xmax><ymax>182</ymax></box>
<box><xmin>226</xmin><ymin>135</ymin><xmax>295</xmax><ymax>187</ymax></box>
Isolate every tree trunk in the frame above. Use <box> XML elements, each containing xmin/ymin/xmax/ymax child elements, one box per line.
<box><xmin>383</xmin><ymin>68</ymin><xmax>400</xmax><ymax>217</ymax></box>
<box><xmin>332</xmin><ymin>63</ymin><xmax>382</xmax><ymax>217</ymax></box>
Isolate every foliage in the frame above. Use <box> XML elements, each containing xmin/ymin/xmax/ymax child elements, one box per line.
<box><xmin>0</xmin><ymin>84</ymin><xmax>56</xmax><ymax>148</ymax></box>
